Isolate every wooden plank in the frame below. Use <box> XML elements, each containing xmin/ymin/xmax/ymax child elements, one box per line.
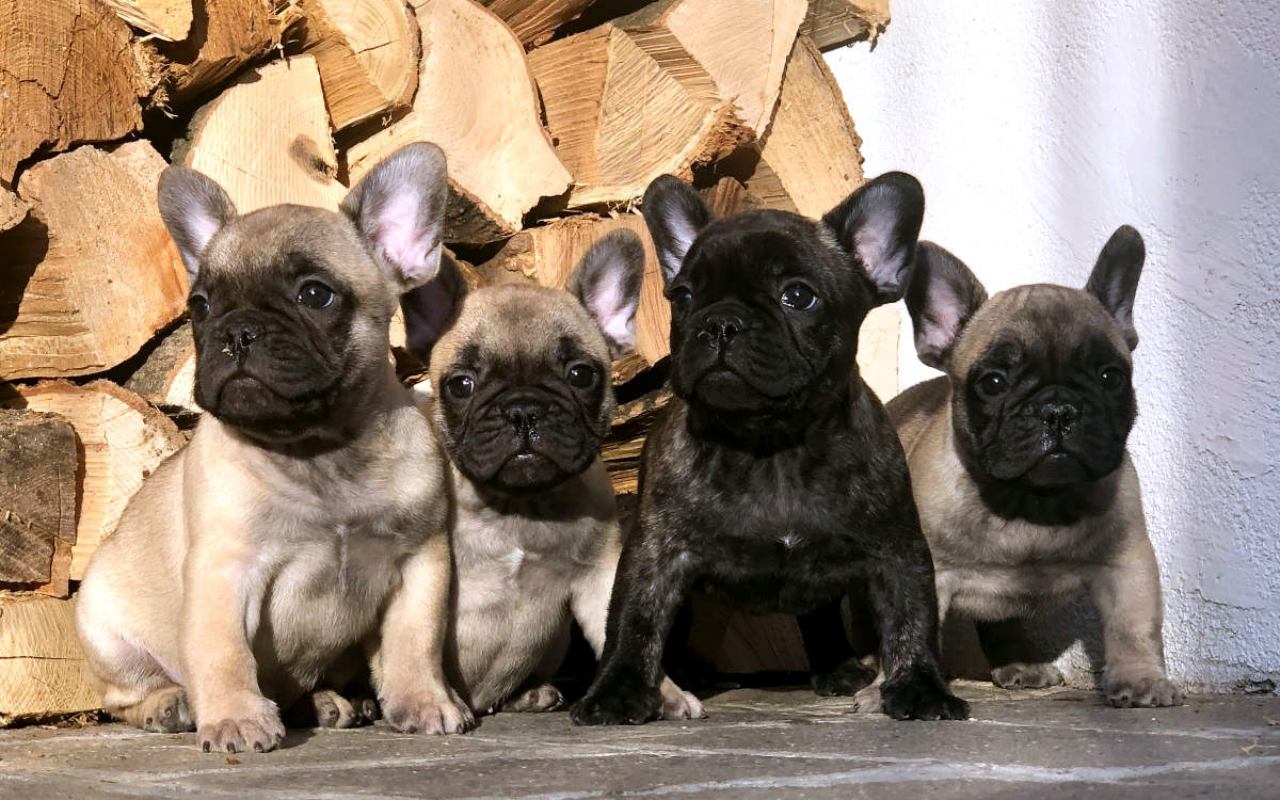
<box><xmin>0</xmin><ymin>410</ymin><xmax>77</xmax><ymax>589</ymax></box>
<box><xmin>0</xmin><ymin>0</ymin><xmax>145</xmax><ymax>184</ymax></box>
<box><xmin>0</xmin><ymin>142</ymin><xmax>189</xmax><ymax>381</ymax></box>
<box><xmin>0</xmin><ymin>594</ymin><xmax>101</xmax><ymax>727</ymax></box>
<box><xmin>1</xmin><ymin>381</ymin><xmax>185</xmax><ymax>581</ymax></box>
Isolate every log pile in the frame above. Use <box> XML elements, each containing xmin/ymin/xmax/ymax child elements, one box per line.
<box><xmin>0</xmin><ymin>0</ymin><xmax>893</xmax><ymax>723</ymax></box>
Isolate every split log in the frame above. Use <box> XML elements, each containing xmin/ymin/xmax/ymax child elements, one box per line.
<box><xmin>0</xmin><ymin>381</ymin><xmax>186</xmax><ymax>581</ymax></box>
<box><xmin>616</xmin><ymin>0</ymin><xmax>807</xmax><ymax>135</ymax></box>
<box><xmin>481</xmin><ymin>214</ymin><xmax>671</xmax><ymax>369</ymax></box>
<box><xmin>296</xmin><ymin>0</ymin><xmax>420</xmax><ymax>130</ymax></box>
<box><xmin>0</xmin><ymin>186</ymin><xmax>28</xmax><ymax>233</ymax></box>
<box><xmin>859</xmin><ymin>306</ymin><xmax>899</xmax><ymax>401</ymax></box>
<box><xmin>0</xmin><ymin>142</ymin><xmax>188</xmax><ymax>381</ymax></box>
<box><xmin>745</xmin><ymin>36</ymin><xmax>864</xmax><ymax>217</ymax></box>
<box><xmin>801</xmin><ymin>0</ymin><xmax>891</xmax><ymax>51</ymax></box>
<box><xmin>481</xmin><ymin>0</ymin><xmax>597</xmax><ymax>47</ymax></box>
<box><xmin>347</xmin><ymin>0</ymin><xmax>571</xmax><ymax>243</ymax></box>
<box><xmin>145</xmin><ymin>0</ymin><xmax>302</xmax><ymax>104</ymax></box>
<box><xmin>175</xmin><ymin>56</ymin><xmax>346</xmax><ymax>212</ymax></box>
<box><xmin>123</xmin><ymin>323</ymin><xmax>198</xmax><ymax>413</ymax></box>
<box><xmin>0</xmin><ymin>594</ymin><xmax>101</xmax><ymax>727</ymax></box>
<box><xmin>527</xmin><ymin>24</ymin><xmax>747</xmax><ymax>209</ymax></box>
<box><xmin>0</xmin><ymin>0</ymin><xmax>145</xmax><ymax>184</ymax></box>
<box><xmin>101</xmin><ymin>0</ymin><xmax>193</xmax><ymax>42</ymax></box>
<box><xmin>0</xmin><ymin>410</ymin><xmax>77</xmax><ymax>593</ymax></box>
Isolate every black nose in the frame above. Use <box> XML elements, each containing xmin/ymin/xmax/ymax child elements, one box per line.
<box><xmin>224</xmin><ymin>322</ymin><xmax>262</xmax><ymax>358</ymax></box>
<box><xmin>502</xmin><ymin>399</ymin><xmax>544</xmax><ymax>436</ymax></box>
<box><xmin>1040</xmin><ymin>402</ymin><xmax>1080</xmax><ymax>431</ymax></box>
<box><xmin>699</xmin><ymin>313</ymin><xmax>743</xmax><ymax>348</ymax></box>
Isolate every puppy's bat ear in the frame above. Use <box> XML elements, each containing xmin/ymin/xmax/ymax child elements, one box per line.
<box><xmin>1086</xmin><ymin>225</ymin><xmax>1145</xmax><ymax>350</ymax></box>
<box><xmin>342</xmin><ymin>141</ymin><xmax>448</xmax><ymax>292</ymax></box>
<box><xmin>905</xmin><ymin>242</ymin><xmax>988</xmax><ymax>370</ymax></box>
<box><xmin>157</xmin><ymin>166</ymin><xmax>237</xmax><ymax>284</ymax></box>
<box><xmin>568</xmin><ymin>229</ymin><xmax>646</xmax><ymax>358</ymax></box>
<box><xmin>400</xmin><ymin>252</ymin><xmax>468</xmax><ymax>362</ymax></box>
<box><xmin>641</xmin><ymin>175</ymin><xmax>713</xmax><ymax>286</ymax></box>
<box><xmin>822</xmin><ymin>171</ymin><xmax>925</xmax><ymax>304</ymax></box>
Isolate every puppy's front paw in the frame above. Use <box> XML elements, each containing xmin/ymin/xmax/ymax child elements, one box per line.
<box><xmin>571</xmin><ymin>676</ymin><xmax>662</xmax><ymax>726</ymax></box>
<box><xmin>197</xmin><ymin>694</ymin><xmax>285</xmax><ymax>753</ymax></box>
<box><xmin>880</xmin><ymin>671</ymin><xmax>970</xmax><ymax>721</ymax></box>
<box><xmin>658</xmin><ymin>678</ymin><xmax>707</xmax><ymax>721</ymax></box>
<box><xmin>852</xmin><ymin>683</ymin><xmax>883</xmax><ymax>714</ymax></box>
<box><xmin>991</xmin><ymin>662</ymin><xmax>1065</xmax><ymax>690</ymax></box>
<box><xmin>382</xmin><ymin>689</ymin><xmax>476</xmax><ymax>734</ymax></box>
<box><xmin>811</xmin><ymin>660</ymin><xmax>877</xmax><ymax>697</ymax></box>
<box><xmin>136</xmin><ymin>686</ymin><xmax>194</xmax><ymax>733</ymax></box>
<box><xmin>1104</xmin><ymin>673</ymin><xmax>1184</xmax><ymax>708</ymax></box>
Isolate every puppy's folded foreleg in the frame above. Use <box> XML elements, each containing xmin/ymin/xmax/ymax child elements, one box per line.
<box><xmin>570</xmin><ymin>534</ymin><xmax>696</xmax><ymax>725</ymax></box>
<box><xmin>181</xmin><ymin>543</ymin><xmax>284</xmax><ymax>754</ymax></box>
<box><xmin>369</xmin><ymin>534</ymin><xmax>475</xmax><ymax>734</ymax></box>
<box><xmin>1088</xmin><ymin>534</ymin><xmax>1183</xmax><ymax>708</ymax></box>
<box><xmin>867</xmin><ymin>532</ymin><xmax>970</xmax><ymax>721</ymax></box>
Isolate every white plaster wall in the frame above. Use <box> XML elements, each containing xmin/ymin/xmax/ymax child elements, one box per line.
<box><xmin>826</xmin><ymin>0</ymin><xmax>1280</xmax><ymax>691</ymax></box>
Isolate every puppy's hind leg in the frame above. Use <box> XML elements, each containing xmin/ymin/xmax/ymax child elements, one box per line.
<box><xmin>976</xmin><ymin>618</ymin><xmax>1065</xmax><ymax>690</ymax></box>
<box><xmin>799</xmin><ymin>598</ymin><xmax>877</xmax><ymax>697</ymax></box>
<box><xmin>284</xmin><ymin>689</ymin><xmax>375</xmax><ymax>729</ymax></box>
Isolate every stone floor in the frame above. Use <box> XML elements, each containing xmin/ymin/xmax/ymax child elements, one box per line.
<box><xmin>1</xmin><ymin>683</ymin><xmax>1278</xmax><ymax>799</ymax></box>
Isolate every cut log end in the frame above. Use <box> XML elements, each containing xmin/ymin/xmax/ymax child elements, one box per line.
<box><xmin>0</xmin><ymin>595</ymin><xmax>102</xmax><ymax>727</ymax></box>
<box><xmin>0</xmin><ymin>381</ymin><xmax>185</xmax><ymax>581</ymax></box>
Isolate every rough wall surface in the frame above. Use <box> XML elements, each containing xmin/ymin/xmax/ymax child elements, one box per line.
<box><xmin>826</xmin><ymin>0</ymin><xmax>1280</xmax><ymax>692</ymax></box>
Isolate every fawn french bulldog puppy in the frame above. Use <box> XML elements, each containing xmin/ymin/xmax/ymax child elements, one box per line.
<box><xmin>413</xmin><ymin>230</ymin><xmax>702</xmax><ymax>719</ymax></box>
<box><xmin>572</xmin><ymin>173</ymin><xmax>970</xmax><ymax>726</ymax></box>
<box><xmin>889</xmin><ymin>227</ymin><xmax>1182</xmax><ymax>707</ymax></box>
<box><xmin>76</xmin><ymin>143</ymin><xmax>475</xmax><ymax>753</ymax></box>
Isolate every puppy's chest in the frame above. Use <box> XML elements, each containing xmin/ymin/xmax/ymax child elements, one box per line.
<box><xmin>932</xmin><ymin>513</ymin><xmax>1112</xmax><ymax>616</ymax></box>
<box><xmin>453</xmin><ymin>512</ymin><xmax>603</xmax><ymax>608</ymax></box>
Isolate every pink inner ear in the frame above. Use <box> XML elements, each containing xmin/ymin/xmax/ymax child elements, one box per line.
<box><xmin>376</xmin><ymin>192</ymin><xmax>433</xmax><ymax>281</ymax></box>
<box><xmin>188</xmin><ymin>208</ymin><xmax>223</xmax><ymax>255</ymax></box>
<box><xmin>924</xmin><ymin>283</ymin><xmax>964</xmax><ymax>353</ymax></box>
<box><xmin>854</xmin><ymin>214</ymin><xmax>900</xmax><ymax>291</ymax></box>
<box><xmin>588</xmin><ymin>282</ymin><xmax>636</xmax><ymax>347</ymax></box>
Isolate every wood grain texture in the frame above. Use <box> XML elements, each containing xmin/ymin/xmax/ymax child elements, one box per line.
<box><xmin>746</xmin><ymin>36</ymin><xmax>864</xmax><ymax>217</ymax></box>
<box><xmin>297</xmin><ymin>0</ymin><xmax>420</xmax><ymax>129</ymax></box>
<box><xmin>101</xmin><ymin>0</ymin><xmax>193</xmax><ymax>41</ymax></box>
<box><xmin>616</xmin><ymin>0</ymin><xmax>807</xmax><ymax>134</ymax></box>
<box><xmin>123</xmin><ymin>323</ymin><xmax>198</xmax><ymax>413</ymax></box>
<box><xmin>348</xmin><ymin>0</ymin><xmax>571</xmax><ymax>244</ymax></box>
<box><xmin>0</xmin><ymin>594</ymin><xmax>101</xmax><ymax>726</ymax></box>
<box><xmin>801</xmin><ymin>0</ymin><xmax>890</xmax><ymax>51</ymax></box>
<box><xmin>528</xmin><ymin>24</ymin><xmax>747</xmax><ymax>209</ymax></box>
<box><xmin>0</xmin><ymin>0</ymin><xmax>145</xmax><ymax>184</ymax></box>
<box><xmin>0</xmin><ymin>186</ymin><xmax>28</xmax><ymax>233</ymax></box>
<box><xmin>145</xmin><ymin>0</ymin><xmax>301</xmax><ymax>104</ymax></box>
<box><xmin>481</xmin><ymin>0</ymin><xmax>597</xmax><ymax>47</ymax></box>
<box><xmin>0</xmin><ymin>410</ymin><xmax>77</xmax><ymax>588</ymax></box>
<box><xmin>1</xmin><ymin>381</ymin><xmax>185</xmax><ymax>581</ymax></box>
<box><xmin>177</xmin><ymin>56</ymin><xmax>346</xmax><ymax>212</ymax></box>
<box><xmin>0</xmin><ymin>142</ymin><xmax>188</xmax><ymax>380</ymax></box>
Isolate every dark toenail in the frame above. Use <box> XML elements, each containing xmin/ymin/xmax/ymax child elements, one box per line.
<box><xmin>144</xmin><ymin>717</ymin><xmax>154</xmax><ymax>726</ymax></box>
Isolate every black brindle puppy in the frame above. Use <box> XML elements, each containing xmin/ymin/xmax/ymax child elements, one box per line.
<box><xmin>571</xmin><ymin>172</ymin><xmax>970</xmax><ymax>725</ymax></box>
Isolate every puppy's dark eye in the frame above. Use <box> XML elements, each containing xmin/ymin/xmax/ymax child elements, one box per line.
<box><xmin>445</xmin><ymin>374</ymin><xmax>475</xmax><ymax>399</ymax></box>
<box><xmin>1099</xmin><ymin>366</ymin><xmax>1126</xmax><ymax>390</ymax></box>
<box><xmin>977</xmin><ymin>371</ymin><xmax>1009</xmax><ymax>398</ymax></box>
<box><xmin>188</xmin><ymin>293</ymin><xmax>210</xmax><ymax>321</ymax></box>
<box><xmin>298</xmin><ymin>281</ymin><xmax>335</xmax><ymax>309</ymax></box>
<box><xmin>670</xmin><ymin>287</ymin><xmax>693</xmax><ymax>310</ymax></box>
<box><xmin>567</xmin><ymin>363</ymin><xmax>598</xmax><ymax>389</ymax></box>
<box><xmin>781</xmin><ymin>283</ymin><xmax>817</xmax><ymax>310</ymax></box>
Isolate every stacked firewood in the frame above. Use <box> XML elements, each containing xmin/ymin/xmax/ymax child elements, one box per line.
<box><xmin>0</xmin><ymin>0</ymin><xmax>892</xmax><ymax>724</ymax></box>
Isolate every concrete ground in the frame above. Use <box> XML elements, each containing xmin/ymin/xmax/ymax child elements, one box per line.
<box><xmin>1</xmin><ymin>683</ymin><xmax>1278</xmax><ymax>799</ymax></box>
